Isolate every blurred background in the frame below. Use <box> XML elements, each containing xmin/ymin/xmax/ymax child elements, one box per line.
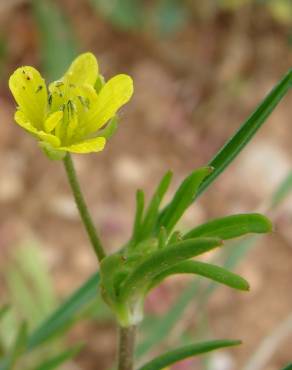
<box><xmin>0</xmin><ymin>0</ymin><xmax>292</xmax><ymax>369</ymax></box>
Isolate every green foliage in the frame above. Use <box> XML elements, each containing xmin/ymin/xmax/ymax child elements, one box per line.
<box><xmin>136</xmin><ymin>169</ymin><xmax>292</xmax><ymax>358</ymax></box>
<box><xmin>120</xmin><ymin>238</ymin><xmax>223</xmax><ymax>300</ymax></box>
<box><xmin>154</xmin><ymin>0</ymin><xmax>189</xmax><ymax>36</ymax></box>
<box><xmin>281</xmin><ymin>364</ymin><xmax>292</xmax><ymax>370</ymax></box>
<box><xmin>157</xmin><ymin>167</ymin><xmax>212</xmax><ymax>234</ymax></box>
<box><xmin>32</xmin><ymin>0</ymin><xmax>78</xmax><ymax>80</ymax></box>
<box><xmin>138</xmin><ymin>339</ymin><xmax>241</xmax><ymax>370</ymax></box>
<box><xmin>0</xmin><ymin>243</ymin><xmax>90</xmax><ymax>370</ymax></box>
<box><xmin>2</xmin><ymin>10</ymin><xmax>292</xmax><ymax>364</ymax></box>
<box><xmin>32</xmin><ymin>345</ymin><xmax>82</xmax><ymax>370</ymax></box>
<box><xmin>27</xmin><ymin>272</ymin><xmax>99</xmax><ymax>350</ymax></box>
<box><xmin>183</xmin><ymin>213</ymin><xmax>272</xmax><ymax>240</ymax></box>
<box><xmin>4</xmin><ymin>323</ymin><xmax>27</xmax><ymax>370</ymax></box>
<box><xmin>90</xmin><ymin>0</ymin><xmax>292</xmax><ymax>36</ymax></box>
<box><xmin>139</xmin><ymin>171</ymin><xmax>173</xmax><ymax>240</ymax></box>
<box><xmin>270</xmin><ymin>171</ymin><xmax>292</xmax><ymax>208</ymax></box>
<box><xmin>149</xmin><ymin>260</ymin><xmax>250</xmax><ymax>291</ymax></box>
<box><xmin>195</xmin><ymin>68</ymin><xmax>292</xmax><ymax>198</ymax></box>
<box><xmin>90</xmin><ymin>0</ymin><xmax>143</xmax><ymax>31</ymax></box>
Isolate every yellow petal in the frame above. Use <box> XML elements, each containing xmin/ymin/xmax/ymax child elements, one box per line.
<box><xmin>15</xmin><ymin>110</ymin><xmax>39</xmax><ymax>135</ymax></box>
<box><xmin>63</xmin><ymin>52</ymin><xmax>99</xmax><ymax>87</ymax></box>
<box><xmin>14</xmin><ymin>111</ymin><xmax>60</xmax><ymax>147</ymax></box>
<box><xmin>44</xmin><ymin>111</ymin><xmax>63</xmax><ymax>133</ymax></box>
<box><xmin>9</xmin><ymin>66</ymin><xmax>48</xmax><ymax>129</ymax></box>
<box><xmin>60</xmin><ymin>137</ymin><xmax>106</xmax><ymax>153</ymax></box>
<box><xmin>84</xmin><ymin>74</ymin><xmax>133</xmax><ymax>134</ymax></box>
<box><xmin>48</xmin><ymin>53</ymin><xmax>99</xmax><ymax>112</ymax></box>
<box><xmin>38</xmin><ymin>132</ymin><xmax>61</xmax><ymax>147</ymax></box>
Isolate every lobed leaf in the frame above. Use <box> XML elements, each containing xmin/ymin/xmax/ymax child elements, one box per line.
<box><xmin>136</xmin><ymin>237</ymin><xmax>256</xmax><ymax>358</ymax></box>
<box><xmin>183</xmin><ymin>213</ymin><xmax>272</xmax><ymax>240</ymax></box>
<box><xmin>138</xmin><ymin>339</ymin><xmax>241</xmax><ymax>370</ymax></box>
<box><xmin>157</xmin><ymin>167</ymin><xmax>212</xmax><ymax>234</ymax></box>
<box><xmin>149</xmin><ymin>260</ymin><xmax>249</xmax><ymax>291</ymax></box>
<box><xmin>120</xmin><ymin>237</ymin><xmax>222</xmax><ymax>302</ymax></box>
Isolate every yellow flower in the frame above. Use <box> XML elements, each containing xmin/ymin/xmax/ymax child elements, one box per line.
<box><xmin>9</xmin><ymin>52</ymin><xmax>133</xmax><ymax>159</ymax></box>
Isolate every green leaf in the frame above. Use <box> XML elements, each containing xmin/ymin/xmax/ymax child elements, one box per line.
<box><xmin>100</xmin><ymin>254</ymin><xmax>125</xmax><ymax>305</ymax></box>
<box><xmin>136</xmin><ymin>237</ymin><xmax>255</xmax><ymax>358</ymax></box>
<box><xmin>120</xmin><ymin>237</ymin><xmax>222</xmax><ymax>302</ymax></box>
<box><xmin>136</xmin><ymin>282</ymin><xmax>200</xmax><ymax>357</ymax></box>
<box><xmin>32</xmin><ymin>0</ymin><xmax>78</xmax><ymax>80</ymax></box>
<box><xmin>0</xmin><ymin>305</ymin><xmax>10</xmax><ymax>322</ymax></box>
<box><xmin>131</xmin><ymin>190</ymin><xmax>145</xmax><ymax>244</ymax></box>
<box><xmin>183</xmin><ymin>213</ymin><xmax>272</xmax><ymax>240</ymax></box>
<box><xmin>158</xmin><ymin>167</ymin><xmax>212</xmax><ymax>234</ymax></box>
<box><xmin>137</xmin><ymin>171</ymin><xmax>292</xmax><ymax>358</ymax></box>
<box><xmin>138</xmin><ymin>339</ymin><xmax>241</xmax><ymax>370</ymax></box>
<box><xmin>4</xmin><ymin>322</ymin><xmax>27</xmax><ymax>370</ymax></box>
<box><xmin>270</xmin><ymin>171</ymin><xmax>292</xmax><ymax>208</ymax></box>
<box><xmin>281</xmin><ymin>364</ymin><xmax>292</xmax><ymax>370</ymax></box>
<box><xmin>33</xmin><ymin>345</ymin><xmax>82</xmax><ymax>370</ymax></box>
<box><xmin>90</xmin><ymin>0</ymin><xmax>144</xmax><ymax>31</ymax></box>
<box><xmin>158</xmin><ymin>227</ymin><xmax>167</xmax><ymax>249</ymax></box>
<box><xmin>26</xmin><ymin>272</ymin><xmax>99</xmax><ymax>350</ymax></box>
<box><xmin>149</xmin><ymin>260</ymin><xmax>249</xmax><ymax>291</ymax></box>
<box><xmin>140</xmin><ymin>171</ymin><xmax>172</xmax><ymax>240</ymax></box>
<box><xmin>195</xmin><ymin>69</ymin><xmax>292</xmax><ymax>198</ymax></box>
<box><xmin>154</xmin><ymin>0</ymin><xmax>189</xmax><ymax>36</ymax></box>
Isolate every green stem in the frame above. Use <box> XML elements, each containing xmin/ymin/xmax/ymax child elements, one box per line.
<box><xmin>118</xmin><ymin>326</ymin><xmax>136</xmax><ymax>370</ymax></box>
<box><xmin>63</xmin><ymin>153</ymin><xmax>106</xmax><ymax>262</ymax></box>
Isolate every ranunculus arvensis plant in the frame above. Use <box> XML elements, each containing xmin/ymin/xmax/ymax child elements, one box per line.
<box><xmin>5</xmin><ymin>53</ymin><xmax>292</xmax><ymax>370</ymax></box>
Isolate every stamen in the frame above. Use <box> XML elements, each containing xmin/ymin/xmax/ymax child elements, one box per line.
<box><xmin>78</xmin><ymin>96</ymin><xmax>90</xmax><ymax>109</ymax></box>
<box><xmin>55</xmin><ymin>81</ymin><xmax>64</xmax><ymax>87</ymax></box>
<box><xmin>36</xmin><ymin>85</ymin><xmax>43</xmax><ymax>93</ymax></box>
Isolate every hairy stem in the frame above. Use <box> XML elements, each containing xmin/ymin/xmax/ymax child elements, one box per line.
<box><xmin>63</xmin><ymin>153</ymin><xmax>106</xmax><ymax>262</ymax></box>
<box><xmin>118</xmin><ymin>326</ymin><xmax>136</xmax><ymax>370</ymax></box>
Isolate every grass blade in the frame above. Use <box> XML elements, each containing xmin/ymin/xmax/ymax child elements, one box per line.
<box><xmin>138</xmin><ymin>339</ymin><xmax>241</xmax><ymax>370</ymax></box>
<box><xmin>0</xmin><ymin>305</ymin><xmax>10</xmax><ymax>322</ymax></box>
<box><xmin>3</xmin><ymin>322</ymin><xmax>27</xmax><ymax>370</ymax></box>
<box><xmin>32</xmin><ymin>0</ymin><xmax>78</xmax><ymax>80</ymax></box>
<box><xmin>196</xmin><ymin>69</ymin><xmax>292</xmax><ymax>198</ymax></box>
<box><xmin>149</xmin><ymin>260</ymin><xmax>250</xmax><ymax>291</ymax></box>
<box><xmin>136</xmin><ymin>282</ymin><xmax>200</xmax><ymax>357</ymax></box>
<box><xmin>27</xmin><ymin>272</ymin><xmax>99</xmax><ymax>350</ymax></box>
<box><xmin>270</xmin><ymin>171</ymin><xmax>292</xmax><ymax>208</ymax></box>
<box><xmin>34</xmin><ymin>344</ymin><xmax>82</xmax><ymax>370</ymax></box>
<box><xmin>183</xmin><ymin>213</ymin><xmax>272</xmax><ymax>240</ymax></box>
<box><xmin>281</xmin><ymin>365</ymin><xmax>292</xmax><ymax>370</ymax></box>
